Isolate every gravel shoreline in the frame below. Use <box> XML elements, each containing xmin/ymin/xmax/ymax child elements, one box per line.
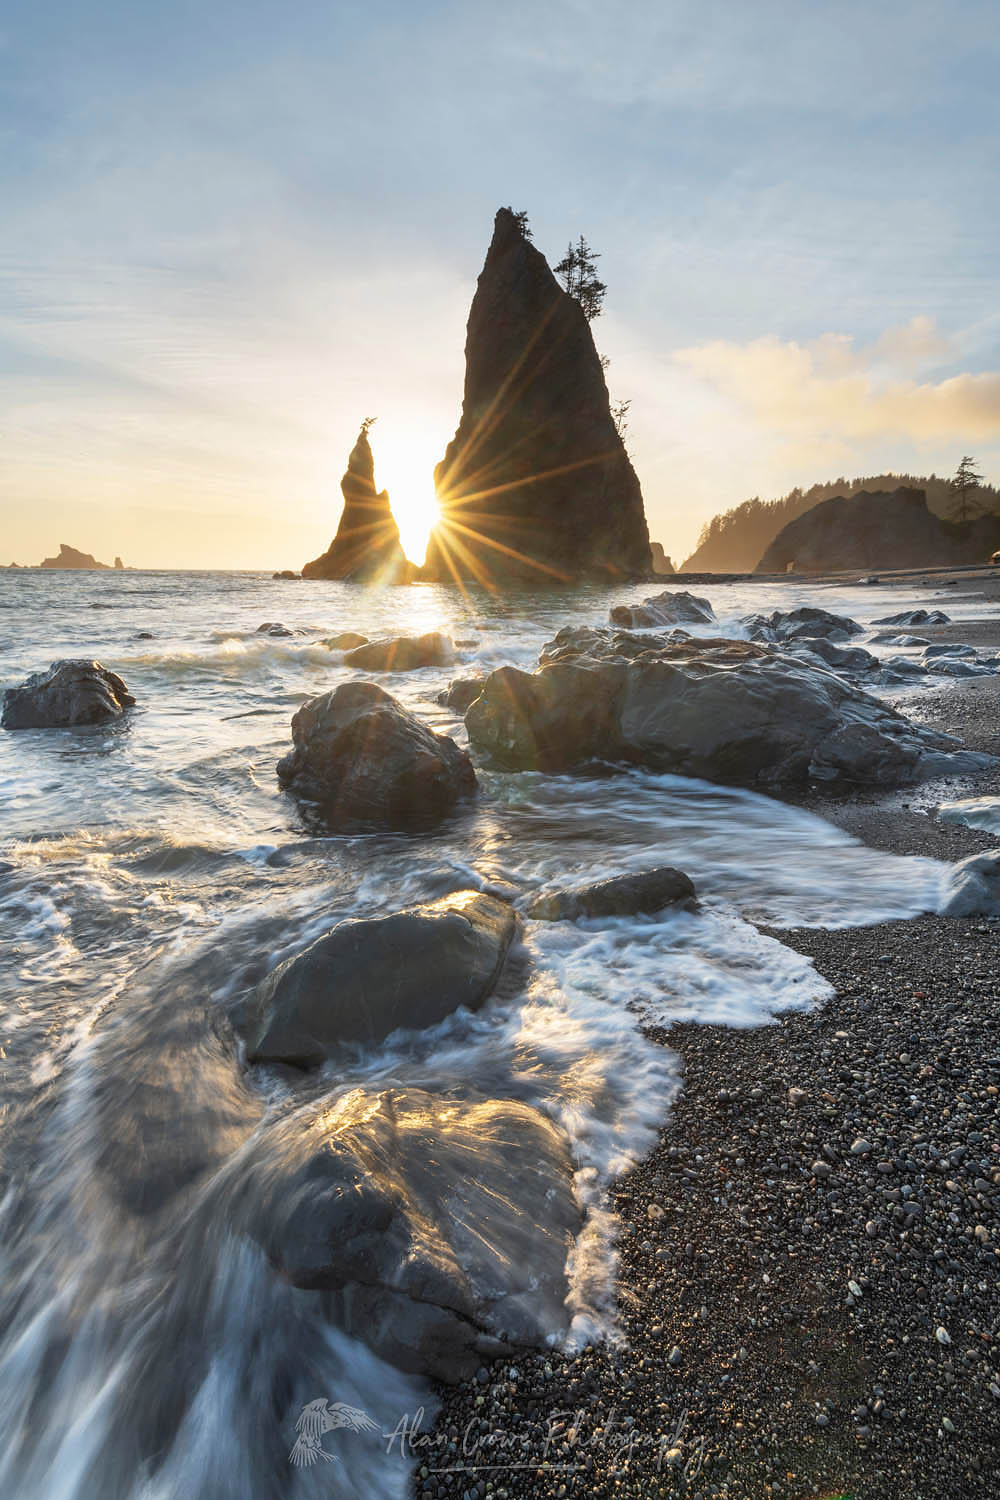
<box><xmin>414</xmin><ymin>673</ymin><xmax>1000</xmax><ymax>1500</ymax></box>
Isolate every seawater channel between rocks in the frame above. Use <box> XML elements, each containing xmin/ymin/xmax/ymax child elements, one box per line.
<box><xmin>0</xmin><ymin>567</ymin><xmax>996</xmax><ymax>1499</ymax></box>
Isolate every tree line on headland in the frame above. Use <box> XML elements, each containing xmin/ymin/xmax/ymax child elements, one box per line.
<box><xmin>682</xmin><ymin>463</ymin><xmax>1000</xmax><ymax>573</ymax></box>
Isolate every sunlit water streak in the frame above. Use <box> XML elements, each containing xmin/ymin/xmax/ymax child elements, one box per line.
<box><xmin>0</xmin><ymin>568</ymin><xmax>980</xmax><ymax>1497</ymax></box>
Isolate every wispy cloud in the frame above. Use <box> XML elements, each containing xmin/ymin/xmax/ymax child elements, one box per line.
<box><xmin>674</xmin><ymin>320</ymin><xmax>1000</xmax><ymax>443</ymax></box>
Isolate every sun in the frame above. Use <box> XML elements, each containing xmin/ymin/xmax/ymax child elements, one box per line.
<box><xmin>372</xmin><ymin>425</ymin><xmax>443</xmax><ymax>565</ymax></box>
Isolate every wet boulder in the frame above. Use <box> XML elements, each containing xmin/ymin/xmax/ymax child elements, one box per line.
<box><xmin>276</xmin><ymin>680</ymin><xmax>476</xmax><ymax>830</ymax></box>
<box><xmin>923</xmin><ymin>643</ymin><xmax>975</xmax><ymax>660</ymax></box>
<box><xmin>941</xmin><ymin>850</ymin><xmax>1000</xmax><ymax>917</ymax></box>
<box><xmin>244</xmin><ymin>890</ymin><xmax>519</xmax><ymax>1066</ymax></box>
<box><xmin>610</xmin><ymin>589</ymin><xmax>715</xmax><ymax>629</ymax></box>
<box><xmin>785</xmin><ymin>637</ymin><xmax>880</xmax><ymax>674</ymax></box>
<box><xmin>465</xmin><ymin>630</ymin><xmax>994</xmax><ymax>788</ymax></box>
<box><xmin>244</xmin><ymin>1088</ymin><xmax>581</xmax><ymax>1381</ymax></box>
<box><xmin>530</xmin><ymin>866</ymin><xmax>695</xmax><ymax>921</ymax></box>
<box><xmin>256</xmin><ymin>621</ymin><xmax>294</xmax><ymax>637</ymax></box>
<box><xmin>437</xmin><ymin>675</ymin><xmax>486</xmax><ymax>713</ymax></box>
<box><xmin>2</xmin><ymin>659</ymin><xmax>136</xmax><ymax>730</ymax></box>
<box><xmin>743</xmin><ymin>607</ymin><xmax>863</xmax><ymax>644</ymax></box>
<box><xmin>873</xmin><ymin>608</ymin><xmax>950</xmax><ymax>626</ymax></box>
<box><xmin>344</xmin><ymin>631</ymin><xmax>454</xmax><ymax>671</ymax></box>
<box><xmin>320</xmin><ymin>631</ymin><xmax>369</xmax><ymax>651</ymax></box>
<box><xmin>871</xmin><ymin>632</ymin><xmax>930</xmax><ymax>646</ymax></box>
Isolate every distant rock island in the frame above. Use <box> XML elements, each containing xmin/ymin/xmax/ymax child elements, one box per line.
<box><xmin>756</xmin><ymin>488</ymin><xmax>1000</xmax><ymax>574</ymax></box>
<box><xmin>302</xmin><ymin>424</ymin><xmax>412</xmax><ymax>583</ymax></box>
<box><xmin>39</xmin><ymin>543</ymin><xmax>113</xmax><ymax>570</ymax></box>
<box><xmin>420</xmin><ymin>208</ymin><xmax>651</xmax><ymax>585</ymax></box>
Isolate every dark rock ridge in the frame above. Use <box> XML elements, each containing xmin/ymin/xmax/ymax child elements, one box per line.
<box><xmin>302</xmin><ymin>426</ymin><xmax>412</xmax><ymax>583</ymax></box>
<box><xmin>3</xmin><ymin>659</ymin><xmax>136</xmax><ymax>729</ymax></box>
<box><xmin>650</xmin><ymin>542</ymin><xmax>675</xmax><ymax>575</ymax></box>
<box><xmin>529</xmin><ymin>866</ymin><xmax>696</xmax><ymax>921</ymax></box>
<box><xmin>464</xmin><ymin>627</ymin><xmax>994</xmax><ymax>787</ymax></box>
<box><xmin>421</xmin><ymin>208</ymin><xmax>651</xmax><ymax>585</ymax></box>
<box><xmin>611</xmin><ymin>589</ymin><xmax>715</xmax><ymax>629</ymax></box>
<box><xmin>343</xmin><ymin>631</ymin><xmax>453</xmax><ymax>671</ymax></box>
<box><xmin>276</xmin><ymin>680</ymin><xmax>476</xmax><ymax>829</ymax></box>
<box><xmin>39</xmin><ymin>543</ymin><xmax>112</xmax><ymax>570</ymax></box>
<box><xmin>242</xmin><ymin>1088</ymin><xmax>581</xmax><ymax>1381</ymax></box>
<box><xmin>244</xmin><ymin>891</ymin><xmax>519</xmax><ymax>1066</ymax></box>
<box><xmin>755</xmin><ymin>488</ymin><xmax>1000</xmax><ymax>573</ymax></box>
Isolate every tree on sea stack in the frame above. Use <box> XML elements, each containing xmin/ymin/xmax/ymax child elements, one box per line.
<box><xmin>949</xmin><ymin>455</ymin><xmax>984</xmax><ymax>522</ymax></box>
<box><xmin>554</xmin><ymin>234</ymin><xmax>607</xmax><ymax>322</ymax></box>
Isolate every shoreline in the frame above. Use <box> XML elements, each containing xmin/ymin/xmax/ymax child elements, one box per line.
<box><xmin>415</xmin><ymin>674</ymin><xmax>1000</xmax><ymax>1500</ymax></box>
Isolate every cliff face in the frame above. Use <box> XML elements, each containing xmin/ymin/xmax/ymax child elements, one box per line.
<box><xmin>755</xmin><ymin>488</ymin><xmax>1000</xmax><ymax>574</ymax></box>
<box><xmin>302</xmin><ymin>427</ymin><xmax>411</xmax><ymax>583</ymax></box>
<box><xmin>39</xmin><ymin>544</ymin><xmax>112</xmax><ymax>570</ymax></box>
<box><xmin>421</xmin><ymin>209</ymin><xmax>650</xmax><ymax>586</ymax></box>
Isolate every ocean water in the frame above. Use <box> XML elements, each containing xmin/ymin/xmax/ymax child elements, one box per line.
<box><xmin>0</xmin><ymin>567</ymin><xmax>979</xmax><ymax>1497</ymax></box>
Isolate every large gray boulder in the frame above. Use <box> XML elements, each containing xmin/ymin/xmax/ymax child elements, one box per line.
<box><xmin>465</xmin><ymin>629</ymin><xmax>993</xmax><ymax>788</ymax></box>
<box><xmin>276</xmin><ymin>681</ymin><xmax>476</xmax><ymax>829</ymax></box>
<box><xmin>787</xmin><ymin>637</ymin><xmax>880</xmax><ymax>673</ymax></box>
<box><xmin>244</xmin><ymin>891</ymin><xmax>519</xmax><ymax>1066</ymax></box>
<box><xmin>610</xmin><ymin>589</ymin><xmax>714</xmax><ymax>629</ymax></box>
<box><xmin>530</xmin><ymin>866</ymin><xmax>695</xmax><ymax>921</ymax></box>
<box><xmin>940</xmin><ymin>850</ymin><xmax>1000</xmax><ymax>917</ymax></box>
<box><xmin>243</xmin><ymin>1088</ymin><xmax>581</xmax><ymax>1381</ymax></box>
<box><xmin>873</xmin><ymin>608</ymin><xmax>950</xmax><ymax>627</ymax></box>
<box><xmin>743</xmin><ymin>606</ymin><xmax>863</xmax><ymax>643</ymax></box>
<box><xmin>344</xmin><ymin>631</ymin><xmax>453</xmax><ymax>671</ymax></box>
<box><xmin>2</xmin><ymin>659</ymin><xmax>135</xmax><ymax>729</ymax></box>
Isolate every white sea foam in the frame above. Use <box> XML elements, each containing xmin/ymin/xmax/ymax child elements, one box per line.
<box><xmin>937</xmin><ymin>794</ymin><xmax>1000</xmax><ymax>836</ymax></box>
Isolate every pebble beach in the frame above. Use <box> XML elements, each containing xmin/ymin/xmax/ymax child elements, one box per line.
<box><xmin>417</xmin><ymin>638</ymin><xmax>1000</xmax><ymax>1500</ymax></box>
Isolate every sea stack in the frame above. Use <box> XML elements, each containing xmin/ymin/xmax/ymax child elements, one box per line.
<box><xmin>421</xmin><ymin>208</ymin><xmax>651</xmax><ymax>586</ymax></box>
<box><xmin>302</xmin><ymin>425</ymin><xmax>411</xmax><ymax>583</ymax></box>
<box><xmin>39</xmin><ymin>544</ymin><xmax>112</xmax><ymax>570</ymax></box>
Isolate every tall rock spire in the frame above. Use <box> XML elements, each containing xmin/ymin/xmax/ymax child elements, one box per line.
<box><xmin>303</xmin><ymin>425</ymin><xmax>411</xmax><ymax>583</ymax></box>
<box><xmin>421</xmin><ymin>208</ymin><xmax>651</xmax><ymax>586</ymax></box>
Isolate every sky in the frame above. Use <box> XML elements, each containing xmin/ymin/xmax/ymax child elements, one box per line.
<box><xmin>1</xmin><ymin>0</ymin><xmax>998</xmax><ymax>569</ymax></box>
